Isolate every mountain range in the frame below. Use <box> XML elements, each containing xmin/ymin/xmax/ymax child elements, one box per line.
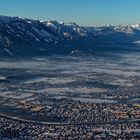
<box><xmin>0</xmin><ymin>15</ymin><xmax>140</xmax><ymax>57</ymax></box>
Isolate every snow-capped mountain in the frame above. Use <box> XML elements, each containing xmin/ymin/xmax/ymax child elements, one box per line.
<box><xmin>0</xmin><ymin>15</ymin><xmax>140</xmax><ymax>57</ymax></box>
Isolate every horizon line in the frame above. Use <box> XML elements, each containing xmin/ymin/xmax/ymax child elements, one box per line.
<box><xmin>0</xmin><ymin>15</ymin><xmax>140</xmax><ymax>27</ymax></box>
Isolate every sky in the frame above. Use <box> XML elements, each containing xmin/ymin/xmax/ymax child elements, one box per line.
<box><xmin>0</xmin><ymin>0</ymin><xmax>140</xmax><ymax>26</ymax></box>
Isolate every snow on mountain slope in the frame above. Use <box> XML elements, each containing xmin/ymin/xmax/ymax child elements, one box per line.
<box><xmin>0</xmin><ymin>15</ymin><xmax>140</xmax><ymax>57</ymax></box>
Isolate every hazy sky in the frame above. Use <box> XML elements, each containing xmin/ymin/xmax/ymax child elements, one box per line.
<box><xmin>0</xmin><ymin>0</ymin><xmax>140</xmax><ymax>26</ymax></box>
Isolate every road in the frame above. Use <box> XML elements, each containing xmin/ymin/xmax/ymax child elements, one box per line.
<box><xmin>0</xmin><ymin>113</ymin><xmax>140</xmax><ymax>126</ymax></box>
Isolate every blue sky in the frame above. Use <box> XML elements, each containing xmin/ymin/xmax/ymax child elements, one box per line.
<box><xmin>0</xmin><ymin>0</ymin><xmax>140</xmax><ymax>26</ymax></box>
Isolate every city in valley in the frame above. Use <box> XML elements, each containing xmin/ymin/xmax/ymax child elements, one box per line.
<box><xmin>0</xmin><ymin>52</ymin><xmax>140</xmax><ymax>139</ymax></box>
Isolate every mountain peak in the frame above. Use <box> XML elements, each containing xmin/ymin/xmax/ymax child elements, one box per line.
<box><xmin>130</xmin><ymin>23</ymin><xmax>140</xmax><ymax>29</ymax></box>
<box><xmin>0</xmin><ymin>15</ymin><xmax>21</xmax><ymax>22</ymax></box>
